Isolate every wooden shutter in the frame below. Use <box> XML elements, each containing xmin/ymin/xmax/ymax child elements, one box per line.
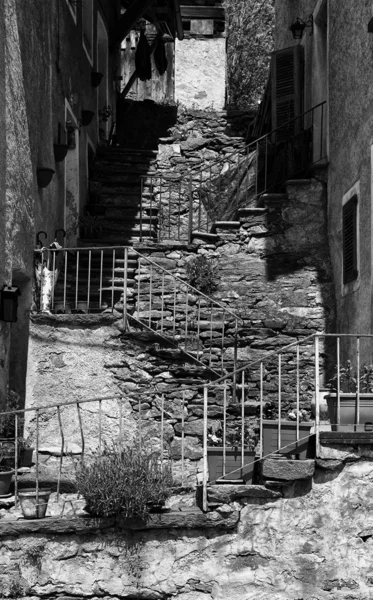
<box><xmin>343</xmin><ymin>195</ymin><xmax>358</xmax><ymax>284</ymax></box>
<box><xmin>271</xmin><ymin>46</ymin><xmax>304</xmax><ymax>141</ymax></box>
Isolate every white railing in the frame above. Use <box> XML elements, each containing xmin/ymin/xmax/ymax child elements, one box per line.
<box><xmin>200</xmin><ymin>332</ymin><xmax>373</xmax><ymax>510</ymax></box>
<box><xmin>3</xmin><ymin>334</ymin><xmax>373</xmax><ymax>514</ymax></box>
<box><xmin>34</xmin><ymin>246</ymin><xmax>242</xmax><ymax>375</ymax></box>
<box><xmin>140</xmin><ymin>102</ymin><xmax>327</xmax><ymax>243</ymax></box>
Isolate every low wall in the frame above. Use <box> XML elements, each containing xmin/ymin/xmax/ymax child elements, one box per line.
<box><xmin>1</xmin><ymin>458</ymin><xmax>373</xmax><ymax>599</ymax></box>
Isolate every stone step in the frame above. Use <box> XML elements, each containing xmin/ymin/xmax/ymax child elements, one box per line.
<box><xmin>261</xmin><ymin>193</ymin><xmax>288</xmax><ymax>208</ymax></box>
<box><xmin>211</xmin><ymin>221</ymin><xmax>240</xmax><ymax>233</ymax></box>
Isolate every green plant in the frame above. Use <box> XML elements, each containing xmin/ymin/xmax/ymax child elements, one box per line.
<box><xmin>224</xmin><ymin>0</ymin><xmax>274</xmax><ymax>107</ymax></box>
<box><xmin>98</xmin><ymin>105</ymin><xmax>113</xmax><ymax>122</ymax></box>
<box><xmin>186</xmin><ymin>255</ymin><xmax>219</xmax><ymax>296</ymax></box>
<box><xmin>207</xmin><ymin>426</ymin><xmax>255</xmax><ymax>450</ymax></box>
<box><xmin>327</xmin><ymin>360</ymin><xmax>373</xmax><ymax>393</ymax></box>
<box><xmin>74</xmin><ymin>443</ymin><xmax>173</xmax><ymax>519</ymax></box>
<box><xmin>0</xmin><ymin>389</ymin><xmax>20</xmax><ymax>439</ymax></box>
<box><xmin>79</xmin><ymin>214</ymin><xmax>102</xmax><ymax>238</ymax></box>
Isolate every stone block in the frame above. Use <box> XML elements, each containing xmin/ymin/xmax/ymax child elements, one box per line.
<box><xmin>262</xmin><ymin>458</ymin><xmax>315</xmax><ymax>481</ymax></box>
<box><xmin>207</xmin><ymin>484</ymin><xmax>282</xmax><ymax>504</ymax></box>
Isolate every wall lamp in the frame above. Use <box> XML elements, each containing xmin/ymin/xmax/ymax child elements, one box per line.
<box><xmin>0</xmin><ymin>285</ymin><xmax>21</xmax><ymax>323</ymax></box>
<box><xmin>289</xmin><ymin>15</ymin><xmax>314</xmax><ymax>39</ymax></box>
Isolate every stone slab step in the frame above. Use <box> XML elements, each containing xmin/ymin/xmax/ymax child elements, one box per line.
<box><xmin>191</xmin><ymin>231</ymin><xmax>219</xmax><ymax>243</ymax></box>
<box><xmin>261</xmin><ymin>193</ymin><xmax>288</xmax><ymax>207</ymax></box>
<box><xmin>238</xmin><ymin>208</ymin><xmax>268</xmax><ymax>216</ymax></box>
<box><xmin>211</xmin><ymin>221</ymin><xmax>240</xmax><ymax>233</ymax></box>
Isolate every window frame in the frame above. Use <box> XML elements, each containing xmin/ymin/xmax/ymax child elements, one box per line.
<box><xmin>341</xmin><ymin>181</ymin><xmax>360</xmax><ymax>296</ymax></box>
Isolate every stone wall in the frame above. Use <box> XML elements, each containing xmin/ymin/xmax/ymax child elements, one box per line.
<box><xmin>175</xmin><ymin>37</ymin><xmax>226</xmax><ymax>110</ymax></box>
<box><xmin>2</xmin><ymin>458</ymin><xmax>373</xmax><ymax>599</ymax></box>
<box><xmin>25</xmin><ymin>176</ymin><xmax>335</xmax><ymax>484</ymax></box>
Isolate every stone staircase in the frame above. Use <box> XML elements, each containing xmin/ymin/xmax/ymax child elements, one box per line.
<box><xmin>82</xmin><ymin>146</ymin><xmax>159</xmax><ymax>245</ymax></box>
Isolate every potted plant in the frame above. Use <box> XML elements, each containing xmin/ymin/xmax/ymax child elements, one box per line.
<box><xmin>326</xmin><ymin>361</ymin><xmax>373</xmax><ymax>431</ymax></box>
<box><xmin>18</xmin><ymin>437</ymin><xmax>34</xmax><ymax>468</ymax></box>
<box><xmin>18</xmin><ymin>488</ymin><xmax>51</xmax><ymax>519</ymax></box>
<box><xmin>261</xmin><ymin>402</ymin><xmax>315</xmax><ymax>459</ymax></box>
<box><xmin>74</xmin><ymin>443</ymin><xmax>173</xmax><ymax>519</ymax></box>
<box><xmin>207</xmin><ymin>426</ymin><xmax>256</xmax><ymax>484</ymax></box>
<box><xmin>79</xmin><ymin>214</ymin><xmax>103</xmax><ymax>239</ymax></box>
<box><xmin>0</xmin><ymin>452</ymin><xmax>14</xmax><ymax>497</ymax></box>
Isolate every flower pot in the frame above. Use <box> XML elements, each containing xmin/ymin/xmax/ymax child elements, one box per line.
<box><xmin>81</xmin><ymin>110</ymin><xmax>95</xmax><ymax>126</ymax></box>
<box><xmin>18</xmin><ymin>488</ymin><xmax>51</xmax><ymax>519</ymax></box>
<box><xmin>19</xmin><ymin>448</ymin><xmax>34</xmax><ymax>468</ymax></box>
<box><xmin>53</xmin><ymin>143</ymin><xmax>69</xmax><ymax>162</ymax></box>
<box><xmin>262</xmin><ymin>420</ymin><xmax>315</xmax><ymax>459</ymax></box>
<box><xmin>37</xmin><ymin>168</ymin><xmax>55</xmax><ymax>188</ymax></box>
<box><xmin>207</xmin><ymin>447</ymin><xmax>255</xmax><ymax>484</ymax></box>
<box><xmin>0</xmin><ymin>470</ymin><xmax>14</xmax><ymax>497</ymax></box>
<box><xmin>326</xmin><ymin>393</ymin><xmax>373</xmax><ymax>432</ymax></box>
<box><xmin>91</xmin><ymin>71</ymin><xmax>104</xmax><ymax>87</ymax></box>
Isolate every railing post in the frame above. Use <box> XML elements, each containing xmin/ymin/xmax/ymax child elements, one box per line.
<box><xmin>260</xmin><ymin>362</ymin><xmax>264</xmax><ymax>458</ymax></box>
<box><xmin>203</xmin><ymin>385</ymin><xmax>208</xmax><ymax>512</ymax></box>
<box><xmin>315</xmin><ymin>335</ymin><xmax>320</xmax><ymax>457</ymax></box>
<box><xmin>123</xmin><ymin>247</ymin><xmax>128</xmax><ymax>331</ymax></box>
<box><xmin>188</xmin><ymin>173</ymin><xmax>193</xmax><ymax>244</ymax></box>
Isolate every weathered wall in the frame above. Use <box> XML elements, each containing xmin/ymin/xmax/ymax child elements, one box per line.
<box><xmin>327</xmin><ymin>2</ymin><xmax>373</xmax><ymax>351</ymax></box>
<box><xmin>175</xmin><ymin>37</ymin><xmax>226</xmax><ymax>110</ymax></box>
<box><xmin>2</xmin><ymin>460</ymin><xmax>373</xmax><ymax>599</ymax></box>
<box><xmin>1</xmin><ymin>0</ymin><xmax>120</xmax><ymax>406</ymax></box>
<box><xmin>25</xmin><ymin>177</ymin><xmax>334</xmax><ymax>481</ymax></box>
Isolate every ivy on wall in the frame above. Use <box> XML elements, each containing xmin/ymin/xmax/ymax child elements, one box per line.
<box><xmin>224</xmin><ymin>0</ymin><xmax>274</xmax><ymax>109</ymax></box>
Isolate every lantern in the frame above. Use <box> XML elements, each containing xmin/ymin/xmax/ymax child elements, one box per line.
<box><xmin>0</xmin><ymin>285</ymin><xmax>21</xmax><ymax>323</ymax></box>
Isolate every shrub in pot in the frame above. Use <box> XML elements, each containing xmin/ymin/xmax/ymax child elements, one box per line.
<box><xmin>207</xmin><ymin>426</ymin><xmax>256</xmax><ymax>484</ymax></box>
<box><xmin>74</xmin><ymin>443</ymin><xmax>173</xmax><ymax>519</ymax></box>
<box><xmin>326</xmin><ymin>361</ymin><xmax>373</xmax><ymax>431</ymax></box>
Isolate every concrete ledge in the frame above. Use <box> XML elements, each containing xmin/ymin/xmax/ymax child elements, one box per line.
<box><xmin>0</xmin><ymin>510</ymin><xmax>239</xmax><ymax>536</ymax></box>
<box><xmin>262</xmin><ymin>459</ymin><xmax>315</xmax><ymax>481</ymax></box>
<box><xmin>320</xmin><ymin>432</ymin><xmax>373</xmax><ymax>445</ymax></box>
<box><xmin>207</xmin><ymin>484</ymin><xmax>282</xmax><ymax>504</ymax></box>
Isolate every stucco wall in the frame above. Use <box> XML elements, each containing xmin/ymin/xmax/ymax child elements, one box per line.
<box><xmin>2</xmin><ymin>460</ymin><xmax>373</xmax><ymax>598</ymax></box>
<box><xmin>327</xmin><ymin>2</ymin><xmax>373</xmax><ymax>348</ymax></box>
<box><xmin>175</xmin><ymin>37</ymin><xmax>226</xmax><ymax>110</ymax></box>
<box><xmin>0</xmin><ymin>0</ymin><xmax>120</xmax><ymax>406</ymax></box>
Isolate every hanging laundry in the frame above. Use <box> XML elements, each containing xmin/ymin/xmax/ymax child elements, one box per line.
<box><xmin>135</xmin><ymin>29</ymin><xmax>152</xmax><ymax>81</ymax></box>
<box><xmin>154</xmin><ymin>38</ymin><xmax>168</xmax><ymax>76</ymax></box>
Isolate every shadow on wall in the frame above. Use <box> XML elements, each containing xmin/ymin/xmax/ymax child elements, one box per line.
<box><xmin>9</xmin><ymin>270</ymin><xmax>32</xmax><ymax>406</ymax></box>
<box><xmin>116</xmin><ymin>99</ymin><xmax>178</xmax><ymax>150</ymax></box>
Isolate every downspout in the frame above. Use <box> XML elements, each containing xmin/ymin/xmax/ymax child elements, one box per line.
<box><xmin>172</xmin><ymin>0</ymin><xmax>184</xmax><ymax>41</ymax></box>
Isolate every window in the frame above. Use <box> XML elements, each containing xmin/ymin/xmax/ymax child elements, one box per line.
<box><xmin>342</xmin><ymin>195</ymin><xmax>358</xmax><ymax>284</ymax></box>
<box><xmin>341</xmin><ymin>181</ymin><xmax>360</xmax><ymax>296</ymax></box>
<box><xmin>82</xmin><ymin>0</ymin><xmax>93</xmax><ymax>64</ymax></box>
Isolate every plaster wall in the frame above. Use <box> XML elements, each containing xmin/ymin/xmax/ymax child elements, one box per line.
<box><xmin>2</xmin><ymin>460</ymin><xmax>373</xmax><ymax>599</ymax></box>
<box><xmin>326</xmin><ymin>2</ymin><xmax>373</xmax><ymax>346</ymax></box>
<box><xmin>1</xmin><ymin>0</ymin><xmax>120</xmax><ymax>406</ymax></box>
<box><xmin>175</xmin><ymin>37</ymin><xmax>226</xmax><ymax>110</ymax></box>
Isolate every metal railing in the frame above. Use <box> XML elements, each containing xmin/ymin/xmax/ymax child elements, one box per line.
<box><xmin>200</xmin><ymin>332</ymin><xmax>373</xmax><ymax>510</ymax></box>
<box><xmin>140</xmin><ymin>102</ymin><xmax>327</xmax><ymax>242</ymax></box>
<box><xmin>2</xmin><ymin>333</ymin><xmax>372</xmax><ymax>515</ymax></box>
<box><xmin>0</xmin><ymin>393</ymin><xmax>192</xmax><ymax>509</ymax></box>
<box><xmin>34</xmin><ymin>246</ymin><xmax>242</xmax><ymax>375</ymax></box>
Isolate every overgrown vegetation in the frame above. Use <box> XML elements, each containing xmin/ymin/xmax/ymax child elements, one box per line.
<box><xmin>224</xmin><ymin>0</ymin><xmax>274</xmax><ymax>108</ymax></box>
<box><xmin>75</xmin><ymin>443</ymin><xmax>173</xmax><ymax>519</ymax></box>
<box><xmin>186</xmin><ymin>255</ymin><xmax>219</xmax><ymax>296</ymax></box>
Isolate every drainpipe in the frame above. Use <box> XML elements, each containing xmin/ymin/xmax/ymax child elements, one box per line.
<box><xmin>172</xmin><ymin>0</ymin><xmax>184</xmax><ymax>40</ymax></box>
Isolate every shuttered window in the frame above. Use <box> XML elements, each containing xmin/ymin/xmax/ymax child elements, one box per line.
<box><xmin>271</xmin><ymin>46</ymin><xmax>304</xmax><ymax>142</ymax></box>
<box><xmin>343</xmin><ymin>195</ymin><xmax>358</xmax><ymax>284</ymax></box>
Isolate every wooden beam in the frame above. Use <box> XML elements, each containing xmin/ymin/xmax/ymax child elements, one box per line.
<box><xmin>180</xmin><ymin>5</ymin><xmax>224</xmax><ymax>19</ymax></box>
<box><xmin>115</xmin><ymin>0</ymin><xmax>154</xmax><ymax>44</ymax></box>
